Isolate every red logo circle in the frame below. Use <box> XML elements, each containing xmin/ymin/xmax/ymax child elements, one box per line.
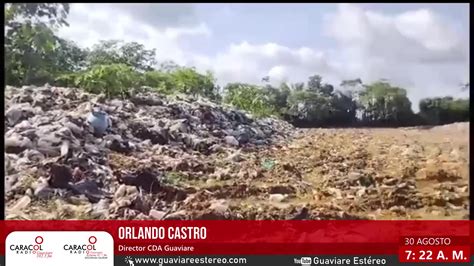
<box><xmin>35</xmin><ymin>236</ymin><xmax>43</xmax><ymax>244</ymax></box>
<box><xmin>88</xmin><ymin>236</ymin><xmax>97</xmax><ymax>244</ymax></box>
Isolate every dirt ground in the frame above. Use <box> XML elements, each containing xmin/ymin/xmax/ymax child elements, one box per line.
<box><xmin>225</xmin><ymin>123</ymin><xmax>469</xmax><ymax>220</ymax></box>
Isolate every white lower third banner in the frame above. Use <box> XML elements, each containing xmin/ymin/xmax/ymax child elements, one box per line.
<box><xmin>5</xmin><ymin>231</ymin><xmax>114</xmax><ymax>266</ymax></box>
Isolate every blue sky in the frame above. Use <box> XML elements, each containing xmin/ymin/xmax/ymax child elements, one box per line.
<box><xmin>57</xmin><ymin>3</ymin><xmax>469</xmax><ymax>109</ymax></box>
<box><xmin>192</xmin><ymin>4</ymin><xmax>336</xmax><ymax>52</ymax></box>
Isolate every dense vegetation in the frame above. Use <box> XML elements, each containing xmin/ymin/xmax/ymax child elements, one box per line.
<box><xmin>5</xmin><ymin>4</ymin><xmax>470</xmax><ymax>127</ymax></box>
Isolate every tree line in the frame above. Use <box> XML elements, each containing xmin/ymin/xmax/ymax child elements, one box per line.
<box><xmin>5</xmin><ymin>4</ymin><xmax>470</xmax><ymax>127</ymax></box>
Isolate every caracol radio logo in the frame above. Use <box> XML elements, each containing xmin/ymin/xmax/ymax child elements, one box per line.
<box><xmin>64</xmin><ymin>236</ymin><xmax>108</xmax><ymax>259</ymax></box>
<box><xmin>64</xmin><ymin>236</ymin><xmax>97</xmax><ymax>254</ymax></box>
<box><xmin>9</xmin><ymin>235</ymin><xmax>53</xmax><ymax>258</ymax></box>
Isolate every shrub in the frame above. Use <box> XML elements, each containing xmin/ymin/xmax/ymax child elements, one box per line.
<box><xmin>223</xmin><ymin>83</ymin><xmax>276</xmax><ymax>117</ymax></box>
<box><xmin>70</xmin><ymin>64</ymin><xmax>143</xmax><ymax>98</ymax></box>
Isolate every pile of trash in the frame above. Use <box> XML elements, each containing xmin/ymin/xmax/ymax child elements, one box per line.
<box><xmin>4</xmin><ymin>85</ymin><xmax>468</xmax><ymax>220</ymax></box>
<box><xmin>4</xmin><ymin>85</ymin><xmax>295</xmax><ymax>220</ymax></box>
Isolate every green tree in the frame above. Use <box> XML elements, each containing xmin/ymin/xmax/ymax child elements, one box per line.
<box><xmin>262</xmin><ymin>83</ymin><xmax>290</xmax><ymax>113</ymax></box>
<box><xmin>286</xmin><ymin>90</ymin><xmax>335</xmax><ymax>126</ymax></box>
<box><xmin>5</xmin><ymin>3</ymin><xmax>71</xmax><ymax>85</ymax></box>
<box><xmin>307</xmin><ymin>75</ymin><xmax>322</xmax><ymax>91</ymax></box>
<box><xmin>87</xmin><ymin>40</ymin><xmax>157</xmax><ymax>71</ymax></box>
<box><xmin>223</xmin><ymin>83</ymin><xmax>275</xmax><ymax>117</ymax></box>
<box><xmin>159</xmin><ymin>60</ymin><xmax>180</xmax><ymax>73</ymax></box>
<box><xmin>358</xmin><ymin>81</ymin><xmax>414</xmax><ymax>125</ymax></box>
<box><xmin>307</xmin><ymin>74</ymin><xmax>334</xmax><ymax>95</ymax></box>
<box><xmin>419</xmin><ymin>96</ymin><xmax>469</xmax><ymax>125</ymax></box>
<box><xmin>330</xmin><ymin>91</ymin><xmax>357</xmax><ymax>125</ymax></box>
<box><xmin>140</xmin><ymin>66</ymin><xmax>220</xmax><ymax>100</ymax></box>
<box><xmin>169</xmin><ymin>67</ymin><xmax>219</xmax><ymax>100</ymax></box>
<box><xmin>72</xmin><ymin>64</ymin><xmax>143</xmax><ymax>98</ymax></box>
<box><xmin>55</xmin><ymin>38</ymin><xmax>88</xmax><ymax>72</ymax></box>
<box><xmin>291</xmin><ymin>82</ymin><xmax>305</xmax><ymax>92</ymax></box>
<box><xmin>340</xmin><ymin>78</ymin><xmax>363</xmax><ymax>89</ymax></box>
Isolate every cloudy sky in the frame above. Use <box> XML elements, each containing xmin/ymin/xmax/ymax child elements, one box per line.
<box><xmin>57</xmin><ymin>3</ymin><xmax>469</xmax><ymax>108</ymax></box>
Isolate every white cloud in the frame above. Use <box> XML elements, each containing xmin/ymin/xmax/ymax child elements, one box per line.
<box><xmin>268</xmin><ymin>65</ymin><xmax>288</xmax><ymax>81</ymax></box>
<box><xmin>327</xmin><ymin>4</ymin><xmax>466</xmax><ymax>64</ymax></box>
<box><xmin>189</xmin><ymin>41</ymin><xmax>335</xmax><ymax>86</ymax></box>
<box><xmin>395</xmin><ymin>9</ymin><xmax>461</xmax><ymax>51</ymax></box>
<box><xmin>322</xmin><ymin>4</ymin><xmax>469</xmax><ymax>108</ymax></box>
<box><xmin>57</xmin><ymin>4</ymin><xmax>211</xmax><ymax>65</ymax></box>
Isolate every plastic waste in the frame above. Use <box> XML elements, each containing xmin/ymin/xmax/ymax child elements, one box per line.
<box><xmin>87</xmin><ymin>107</ymin><xmax>110</xmax><ymax>135</ymax></box>
<box><xmin>261</xmin><ymin>158</ymin><xmax>276</xmax><ymax>170</ymax></box>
